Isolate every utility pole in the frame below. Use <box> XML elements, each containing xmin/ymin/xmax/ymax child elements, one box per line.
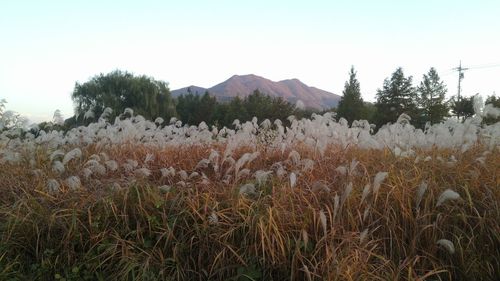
<box><xmin>453</xmin><ymin>61</ymin><xmax>469</xmax><ymax>120</ymax></box>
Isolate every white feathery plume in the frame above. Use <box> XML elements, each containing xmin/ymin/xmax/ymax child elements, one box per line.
<box><xmin>436</xmin><ymin>239</ymin><xmax>455</xmax><ymax>254</ymax></box>
<box><xmin>349</xmin><ymin>159</ymin><xmax>359</xmax><ymax>174</ymax></box>
<box><xmin>49</xmin><ymin>149</ymin><xmax>65</xmax><ymax>162</ymax></box>
<box><xmin>189</xmin><ymin>172</ymin><xmax>199</xmax><ymax>179</ymax></box>
<box><xmin>361</xmin><ymin>183</ymin><xmax>371</xmax><ymax>204</ymax></box>
<box><xmin>52</xmin><ymin>160</ymin><xmax>65</xmax><ymax>174</ymax></box>
<box><xmin>134</xmin><ymin>167</ymin><xmax>151</xmax><ymax>178</ymax></box>
<box><xmin>333</xmin><ymin>194</ymin><xmax>340</xmax><ymax>221</ymax></box>
<box><xmin>208</xmin><ymin>212</ymin><xmax>219</xmax><ymax>224</ymax></box>
<box><xmin>178</xmin><ymin>170</ymin><xmax>188</xmax><ymax>181</ymax></box>
<box><xmin>160</xmin><ymin>167</ymin><xmax>175</xmax><ymax>178</ymax></box>
<box><xmin>301</xmin><ymin>159</ymin><xmax>315</xmax><ymax>172</ymax></box>
<box><xmin>195</xmin><ymin>159</ymin><xmax>210</xmax><ymax>170</ymax></box>
<box><xmin>415</xmin><ymin>181</ymin><xmax>428</xmax><ymax>209</ymax></box>
<box><xmin>159</xmin><ymin>185</ymin><xmax>171</xmax><ymax>193</ymax></box>
<box><xmin>341</xmin><ymin>182</ymin><xmax>353</xmax><ymax>206</ymax></box>
<box><xmin>62</xmin><ymin>148</ymin><xmax>82</xmax><ymax>165</ymax></box>
<box><xmin>373</xmin><ymin>172</ymin><xmax>388</xmax><ymax>194</ymax></box>
<box><xmin>288</xmin><ymin>150</ymin><xmax>301</xmax><ymax>166</ymax></box>
<box><xmin>105</xmin><ymin>160</ymin><xmax>118</xmax><ymax>171</ymax></box>
<box><xmin>363</xmin><ymin>206</ymin><xmax>370</xmax><ymax>222</ymax></box>
<box><xmin>239</xmin><ymin>183</ymin><xmax>256</xmax><ymax>196</ymax></box>
<box><xmin>82</xmin><ymin>168</ymin><xmax>92</xmax><ymax>179</ymax></box>
<box><xmin>47</xmin><ymin>179</ymin><xmax>60</xmax><ymax>194</ymax></box>
<box><xmin>83</xmin><ymin>109</ymin><xmax>95</xmax><ymax>120</ymax></box>
<box><xmin>237</xmin><ymin>168</ymin><xmax>251</xmax><ymax>178</ymax></box>
<box><xmin>360</xmin><ymin>228</ymin><xmax>369</xmax><ymax>244</ymax></box>
<box><xmin>144</xmin><ymin>153</ymin><xmax>155</xmax><ymax>164</ymax></box>
<box><xmin>319</xmin><ymin>210</ymin><xmax>327</xmax><ymax>236</ymax></box>
<box><xmin>99</xmin><ymin>153</ymin><xmax>109</xmax><ymax>162</ymax></box>
<box><xmin>123</xmin><ymin>108</ymin><xmax>134</xmax><ymax>116</ymax></box>
<box><xmin>335</xmin><ymin>165</ymin><xmax>347</xmax><ymax>176</ymax></box>
<box><xmin>436</xmin><ymin>189</ymin><xmax>461</xmax><ymax>207</ymax></box>
<box><xmin>290</xmin><ymin>172</ymin><xmax>297</xmax><ymax>188</ymax></box>
<box><xmin>154</xmin><ymin>117</ymin><xmax>164</xmax><ymax>125</ymax></box>
<box><xmin>208</xmin><ymin>150</ymin><xmax>219</xmax><ymax>163</ymax></box>
<box><xmin>65</xmin><ymin>176</ymin><xmax>81</xmax><ymax>191</ymax></box>
<box><xmin>311</xmin><ymin>181</ymin><xmax>330</xmax><ymax>193</ymax></box>
<box><xmin>111</xmin><ymin>182</ymin><xmax>122</xmax><ymax>191</ymax></box>
<box><xmin>276</xmin><ymin>166</ymin><xmax>287</xmax><ymax>179</ymax></box>
<box><xmin>254</xmin><ymin>170</ymin><xmax>272</xmax><ymax>186</ymax></box>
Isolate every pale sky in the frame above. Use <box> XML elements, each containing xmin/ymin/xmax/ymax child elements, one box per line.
<box><xmin>1</xmin><ymin>0</ymin><xmax>499</xmax><ymax>123</ymax></box>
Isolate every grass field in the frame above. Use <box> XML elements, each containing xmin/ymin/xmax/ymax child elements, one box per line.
<box><xmin>0</xmin><ymin>112</ymin><xmax>499</xmax><ymax>280</ymax></box>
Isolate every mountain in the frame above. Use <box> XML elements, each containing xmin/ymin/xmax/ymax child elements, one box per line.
<box><xmin>171</xmin><ymin>85</ymin><xmax>207</xmax><ymax>97</ymax></box>
<box><xmin>171</xmin><ymin>74</ymin><xmax>340</xmax><ymax>109</ymax></box>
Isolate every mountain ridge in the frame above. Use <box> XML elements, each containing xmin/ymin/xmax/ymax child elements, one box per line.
<box><xmin>171</xmin><ymin>74</ymin><xmax>340</xmax><ymax>109</ymax></box>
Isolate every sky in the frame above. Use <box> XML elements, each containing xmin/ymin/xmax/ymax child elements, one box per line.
<box><xmin>1</xmin><ymin>0</ymin><xmax>499</xmax><ymax>123</ymax></box>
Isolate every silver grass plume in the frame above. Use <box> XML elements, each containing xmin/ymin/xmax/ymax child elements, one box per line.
<box><xmin>65</xmin><ymin>176</ymin><xmax>81</xmax><ymax>191</ymax></box>
<box><xmin>319</xmin><ymin>210</ymin><xmax>327</xmax><ymax>236</ymax></box>
<box><xmin>436</xmin><ymin>239</ymin><xmax>455</xmax><ymax>254</ymax></box>
<box><xmin>47</xmin><ymin>179</ymin><xmax>60</xmax><ymax>194</ymax></box>
<box><xmin>415</xmin><ymin>181</ymin><xmax>428</xmax><ymax>209</ymax></box>
<box><xmin>62</xmin><ymin>148</ymin><xmax>82</xmax><ymax>165</ymax></box>
<box><xmin>373</xmin><ymin>172</ymin><xmax>388</xmax><ymax>194</ymax></box>
<box><xmin>289</xmin><ymin>172</ymin><xmax>297</xmax><ymax>188</ymax></box>
<box><xmin>239</xmin><ymin>183</ymin><xmax>256</xmax><ymax>196</ymax></box>
<box><xmin>436</xmin><ymin>189</ymin><xmax>461</xmax><ymax>207</ymax></box>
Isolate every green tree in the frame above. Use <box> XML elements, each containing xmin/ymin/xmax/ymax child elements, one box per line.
<box><xmin>71</xmin><ymin>70</ymin><xmax>176</xmax><ymax>124</ymax></box>
<box><xmin>176</xmin><ymin>92</ymin><xmax>201</xmax><ymax>125</ymax></box>
<box><xmin>417</xmin><ymin>67</ymin><xmax>449</xmax><ymax>125</ymax></box>
<box><xmin>375</xmin><ymin>67</ymin><xmax>418</xmax><ymax>127</ymax></box>
<box><xmin>450</xmin><ymin>95</ymin><xmax>475</xmax><ymax>122</ymax></box>
<box><xmin>336</xmin><ymin>66</ymin><xmax>365</xmax><ymax>124</ymax></box>
<box><xmin>482</xmin><ymin>95</ymin><xmax>500</xmax><ymax>125</ymax></box>
<box><xmin>226</xmin><ymin>96</ymin><xmax>248</xmax><ymax>126</ymax></box>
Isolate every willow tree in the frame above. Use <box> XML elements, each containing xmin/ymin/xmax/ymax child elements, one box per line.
<box><xmin>71</xmin><ymin>70</ymin><xmax>176</xmax><ymax>124</ymax></box>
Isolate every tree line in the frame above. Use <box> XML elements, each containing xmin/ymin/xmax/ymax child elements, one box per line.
<box><xmin>62</xmin><ymin>69</ymin><xmax>498</xmax><ymax>131</ymax></box>
<box><xmin>337</xmin><ymin>66</ymin><xmax>498</xmax><ymax>128</ymax></box>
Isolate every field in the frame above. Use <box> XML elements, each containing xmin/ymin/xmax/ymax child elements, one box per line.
<box><xmin>0</xmin><ymin>111</ymin><xmax>499</xmax><ymax>280</ymax></box>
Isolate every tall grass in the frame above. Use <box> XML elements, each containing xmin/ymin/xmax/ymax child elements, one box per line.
<box><xmin>1</xmin><ymin>143</ymin><xmax>498</xmax><ymax>280</ymax></box>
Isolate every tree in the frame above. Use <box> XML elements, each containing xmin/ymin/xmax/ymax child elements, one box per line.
<box><xmin>176</xmin><ymin>93</ymin><xmax>200</xmax><ymax>125</ymax></box>
<box><xmin>482</xmin><ymin>95</ymin><xmax>500</xmax><ymax>125</ymax></box>
<box><xmin>375</xmin><ymin>67</ymin><xmax>418</xmax><ymax>127</ymax></box>
<box><xmin>71</xmin><ymin>70</ymin><xmax>176</xmax><ymax>124</ymax></box>
<box><xmin>450</xmin><ymin>95</ymin><xmax>475</xmax><ymax>122</ymax></box>
<box><xmin>0</xmin><ymin>99</ymin><xmax>28</xmax><ymax>132</ymax></box>
<box><xmin>417</xmin><ymin>67</ymin><xmax>449</xmax><ymax>125</ymax></box>
<box><xmin>336</xmin><ymin>66</ymin><xmax>365</xmax><ymax>124</ymax></box>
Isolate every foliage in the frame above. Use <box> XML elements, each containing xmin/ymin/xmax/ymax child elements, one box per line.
<box><xmin>375</xmin><ymin>68</ymin><xmax>418</xmax><ymax>127</ymax></box>
<box><xmin>417</xmin><ymin>67</ymin><xmax>449</xmax><ymax>126</ymax></box>
<box><xmin>0</xmin><ymin>99</ymin><xmax>28</xmax><ymax>134</ymax></box>
<box><xmin>336</xmin><ymin>67</ymin><xmax>366</xmax><ymax>125</ymax></box>
<box><xmin>176</xmin><ymin>91</ymin><xmax>217</xmax><ymax>126</ymax></box>
<box><xmin>71</xmin><ymin>70</ymin><xmax>176</xmax><ymax>125</ymax></box>
<box><xmin>176</xmin><ymin>89</ymin><xmax>305</xmax><ymax>127</ymax></box>
<box><xmin>450</xmin><ymin>95</ymin><xmax>475</xmax><ymax>122</ymax></box>
<box><xmin>483</xmin><ymin>95</ymin><xmax>500</xmax><ymax>125</ymax></box>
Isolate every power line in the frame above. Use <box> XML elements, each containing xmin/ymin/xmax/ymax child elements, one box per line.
<box><xmin>467</xmin><ymin>63</ymin><xmax>500</xmax><ymax>70</ymax></box>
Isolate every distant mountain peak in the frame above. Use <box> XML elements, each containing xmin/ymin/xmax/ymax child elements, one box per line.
<box><xmin>172</xmin><ymin>74</ymin><xmax>340</xmax><ymax>109</ymax></box>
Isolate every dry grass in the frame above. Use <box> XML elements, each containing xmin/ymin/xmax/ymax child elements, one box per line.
<box><xmin>0</xmin><ymin>143</ymin><xmax>499</xmax><ymax>280</ymax></box>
